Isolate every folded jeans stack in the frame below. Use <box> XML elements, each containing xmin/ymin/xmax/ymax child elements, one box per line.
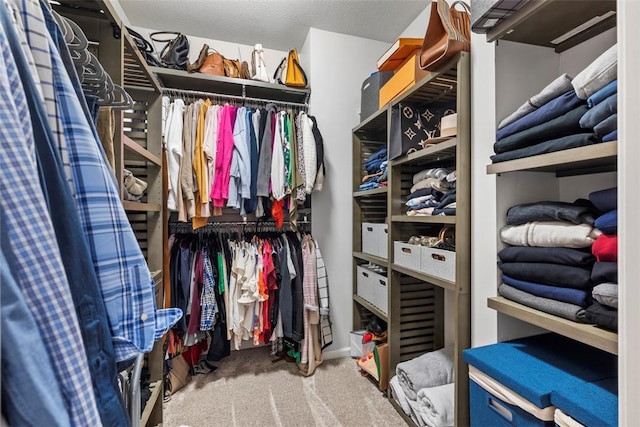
<box><xmin>406</xmin><ymin>168</ymin><xmax>455</xmax><ymax>216</ymax></box>
<box><xmin>498</xmin><ymin>201</ymin><xmax>602</xmax><ymax>322</ymax></box>
<box><xmin>359</xmin><ymin>147</ymin><xmax>388</xmax><ymax>191</ymax></box>
<box><xmin>581</xmin><ymin>80</ymin><xmax>618</xmax><ymax>142</ymax></box>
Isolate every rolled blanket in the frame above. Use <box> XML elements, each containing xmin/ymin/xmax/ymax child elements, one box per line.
<box><xmin>498</xmin><ymin>246</ymin><xmax>595</xmax><ymax>267</ymax></box>
<box><xmin>414</xmin><ymin>383</ymin><xmax>455</xmax><ymax>427</ymax></box>
<box><xmin>497</xmin><ymin>91</ymin><xmax>584</xmax><ymax>140</ymax></box>
<box><xmin>587</xmin><ymin>80</ymin><xmax>617</xmax><ymax>108</ymax></box>
<box><xmin>585</xmin><ymin>301</ymin><xmax>618</xmax><ymax>331</ymax></box>
<box><xmin>594</xmin><ymin>114</ymin><xmax>617</xmax><ymax>137</ymax></box>
<box><xmin>389</xmin><ymin>375</ymin><xmax>413</xmax><ymax>417</ymax></box>
<box><xmin>491</xmin><ymin>133</ymin><xmax>600</xmax><ymax>163</ymax></box>
<box><xmin>502</xmin><ymin>274</ymin><xmax>592</xmax><ymax>307</ymax></box>
<box><xmin>594</xmin><ymin>209</ymin><xmax>617</xmax><ymax>235</ymax></box>
<box><xmin>591</xmin><ymin>262</ymin><xmax>617</xmax><ymax>283</ymax></box>
<box><xmin>588</xmin><ymin>187</ymin><xmax>616</xmax><ymax>212</ymax></box>
<box><xmin>592</xmin><ymin>234</ymin><xmax>617</xmax><ymax>262</ymax></box>
<box><xmin>500</xmin><ymin>221</ymin><xmax>601</xmax><ymax>248</ymax></box>
<box><xmin>571</xmin><ymin>44</ymin><xmax>617</xmax><ymax>99</ymax></box>
<box><xmin>580</xmin><ymin>93</ymin><xmax>617</xmax><ymax>129</ymax></box>
<box><xmin>396</xmin><ymin>346</ymin><xmax>454</xmax><ymax>401</ymax></box>
<box><xmin>592</xmin><ymin>283</ymin><xmax>618</xmax><ymax>309</ymax></box>
<box><xmin>499</xmin><ymin>283</ymin><xmax>587</xmax><ymax>323</ymax></box>
<box><xmin>506</xmin><ymin>201</ymin><xmax>597</xmax><ymax>226</ymax></box>
<box><xmin>498</xmin><ymin>262</ymin><xmax>593</xmax><ymax>289</ymax></box>
<box><xmin>498</xmin><ymin>73</ymin><xmax>574</xmax><ymax>129</ymax></box>
<box><xmin>494</xmin><ymin>105</ymin><xmax>588</xmax><ymax>154</ymax></box>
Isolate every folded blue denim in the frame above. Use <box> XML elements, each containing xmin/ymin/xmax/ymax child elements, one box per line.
<box><xmin>589</xmin><ymin>187</ymin><xmax>616</xmax><ymax>212</ymax></box>
<box><xmin>491</xmin><ymin>133</ymin><xmax>600</xmax><ymax>163</ymax></box>
<box><xmin>580</xmin><ymin>93</ymin><xmax>617</xmax><ymax>129</ymax></box>
<box><xmin>498</xmin><ymin>246</ymin><xmax>595</xmax><ymax>267</ymax></box>
<box><xmin>502</xmin><ymin>274</ymin><xmax>592</xmax><ymax>307</ymax></box>
<box><xmin>494</xmin><ymin>105</ymin><xmax>588</xmax><ymax>154</ymax></box>
<box><xmin>497</xmin><ymin>90</ymin><xmax>584</xmax><ymax>140</ymax></box>
<box><xmin>602</xmin><ymin>129</ymin><xmax>617</xmax><ymax>142</ymax></box>
<box><xmin>594</xmin><ymin>114</ymin><xmax>617</xmax><ymax>137</ymax></box>
<box><xmin>506</xmin><ymin>201</ymin><xmax>597</xmax><ymax>226</ymax></box>
<box><xmin>499</xmin><ymin>262</ymin><xmax>593</xmax><ymax>289</ymax></box>
<box><xmin>595</xmin><ymin>209</ymin><xmax>617</xmax><ymax>235</ymax></box>
<box><xmin>587</xmin><ymin>80</ymin><xmax>617</xmax><ymax>108</ymax></box>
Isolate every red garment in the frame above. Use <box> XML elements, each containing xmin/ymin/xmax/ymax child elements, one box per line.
<box><xmin>592</xmin><ymin>234</ymin><xmax>618</xmax><ymax>262</ymax></box>
<box><xmin>272</xmin><ymin>199</ymin><xmax>285</xmax><ymax>228</ymax></box>
<box><xmin>182</xmin><ymin>340</ymin><xmax>208</xmax><ymax>366</ymax></box>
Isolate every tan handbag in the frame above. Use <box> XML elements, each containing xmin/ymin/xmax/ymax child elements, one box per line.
<box><xmin>224</xmin><ymin>58</ymin><xmax>243</xmax><ymax>78</ymax></box>
<box><xmin>199</xmin><ymin>49</ymin><xmax>225</xmax><ymax>76</ymax></box>
<box><xmin>419</xmin><ymin>0</ymin><xmax>470</xmax><ymax>71</ymax></box>
<box><xmin>166</xmin><ymin>354</ymin><xmax>191</xmax><ymax>395</ymax></box>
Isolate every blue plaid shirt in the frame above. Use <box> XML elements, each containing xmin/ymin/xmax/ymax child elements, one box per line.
<box><xmin>40</xmin><ymin>5</ymin><xmax>182</xmax><ymax>362</ymax></box>
<box><xmin>0</xmin><ymin>9</ymin><xmax>102</xmax><ymax>425</ymax></box>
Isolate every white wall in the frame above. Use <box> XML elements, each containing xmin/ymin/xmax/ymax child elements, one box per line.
<box><xmin>398</xmin><ymin>5</ymin><xmax>431</xmax><ymax>39</ymax></box>
<box><xmin>302</xmin><ymin>28</ymin><xmax>388</xmax><ymax>355</ymax></box>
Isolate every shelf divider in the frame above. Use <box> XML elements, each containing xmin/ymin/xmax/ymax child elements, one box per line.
<box><xmin>123</xmin><ymin>201</ymin><xmax>162</xmax><ymax>212</ymax></box>
<box><xmin>353</xmin><ymin>251</ymin><xmax>388</xmax><ymax>267</ymax></box>
<box><xmin>391</xmin><ymin>215</ymin><xmax>456</xmax><ymax>224</ymax></box>
<box><xmin>353</xmin><ymin>294</ymin><xmax>388</xmax><ymax>322</ymax></box>
<box><xmin>353</xmin><ymin>187</ymin><xmax>388</xmax><ymax>198</ymax></box>
<box><xmin>391</xmin><ymin>264</ymin><xmax>456</xmax><ymax>292</ymax></box>
<box><xmin>123</xmin><ymin>135</ymin><xmax>162</xmax><ymax>166</ymax></box>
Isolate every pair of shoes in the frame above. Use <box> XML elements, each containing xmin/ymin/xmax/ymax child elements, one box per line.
<box><xmin>123</xmin><ymin>169</ymin><xmax>147</xmax><ymax>196</ymax></box>
<box><xmin>407</xmin><ymin>235</ymin><xmax>439</xmax><ymax>247</ymax></box>
<box><xmin>192</xmin><ymin>359</ymin><xmax>217</xmax><ymax>375</ymax></box>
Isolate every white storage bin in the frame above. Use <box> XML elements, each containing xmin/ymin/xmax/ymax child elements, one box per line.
<box><xmin>356</xmin><ymin>266</ymin><xmax>375</xmax><ymax>305</ymax></box>
<box><xmin>362</xmin><ymin>223</ymin><xmax>378</xmax><ymax>256</ymax></box>
<box><xmin>394</xmin><ymin>242</ymin><xmax>422</xmax><ymax>271</ymax></box>
<box><xmin>376</xmin><ymin>224</ymin><xmax>389</xmax><ymax>259</ymax></box>
<box><xmin>421</xmin><ymin>247</ymin><xmax>456</xmax><ymax>282</ymax></box>
<box><xmin>372</xmin><ymin>273</ymin><xmax>388</xmax><ymax>315</ymax></box>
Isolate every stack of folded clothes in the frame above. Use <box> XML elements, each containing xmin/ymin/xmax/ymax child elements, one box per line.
<box><xmin>491</xmin><ymin>44</ymin><xmax>617</xmax><ymax>163</ymax></box>
<box><xmin>406</xmin><ymin>168</ymin><xmax>455</xmax><ymax>216</ymax></box>
<box><xmin>359</xmin><ymin>147</ymin><xmax>388</xmax><ymax>191</ymax></box>
<box><xmin>389</xmin><ymin>346</ymin><xmax>455</xmax><ymax>427</ymax></box>
<box><xmin>586</xmin><ymin>187</ymin><xmax>618</xmax><ymax>331</ymax></box>
<box><xmin>580</xmin><ymin>80</ymin><xmax>617</xmax><ymax>142</ymax></box>
<box><xmin>497</xmin><ymin>200</ymin><xmax>602</xmax><ymax>322</ymax></box>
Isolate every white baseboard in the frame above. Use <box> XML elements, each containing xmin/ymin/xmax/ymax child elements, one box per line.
<box><xmin>322</xmin><ymin>347</ymin><xmax>351</xmax><ymax>360</ymax></box>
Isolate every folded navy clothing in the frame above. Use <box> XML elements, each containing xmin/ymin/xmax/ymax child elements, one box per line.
<box><xmin>589</xmin><ymin>187</ymin><xmax>617</xmax><ymax>212</ymax></box>
<box><xmin>595</xmin><ymin>210</ymin><xmax>617</xmax><ymax>235</ymax></box>
<box><xmin>496</xmin><ymin>91</ymin><xmax>585</xmax><ymax>141</ymax></box>
<box><xmin>602</xmin><ymin>129</ymin><xmax>617</xmax><ymax>142</ymax></box>
<box><xmin>491</xmin><ymin>133</ymin><xmax>600</xmax><ymax>163</ymax></box>
<box><xmin>502</xmin><ymin>274</ymin><xmax>592</xmax><ymax>307</ymax></box>
<box><xmin>587</xmin><ymin>80</ymin><xmax>617</xmax><ymax>108</ymax></box>
<box><xmin>591</xmin><ymin>262</ymin><xmax>618</xmax><ymax>284</ymax></box>
<box><xmin>585</xmin><ymin>301</ymin><xmax>618</xmax><ymax>331</ymax></box>
<box><xmin>494</xmin><ymin>105</ymin><xmax>589</xmax><ymax>154</ymax></box>
<box><xmin>580</xmin><ymin>93</ymin><xmax>617</xmax><ymax>129</ymax></box>
<box><xmin>407</xmin><ymin>187</ymin><xmax>444</xmax><ymax>201</ymax></box>
<box><xmin>506</xmin><ymin>201</ymin><xmax>598</xmax><ymax>226</ymax></box>
<box><xmin>594</xmin><ymin>114</ymin><xmax>617</xmax><ymax>137</ymax></box>
<box><xmin>498</xmin><ymin>246</ymin><xmax>595</xmax><ymax>267</ymax></box>
<box><xmin>433</xmin><ymin>207</ymin><xmax>456</xmax><ymax>216</ymax></box>
<box><xmin>499</xmin><ymin>262</ymin><xmax>593</xmax><ymax>289</ymax></box>
<box><xmin>435</xmin><ymin>190</ymin><xmax>456</xmax><ymax>210</ymax></box>
<box><xmin>407</xmin><ymin>200</ymin><xmax>440</xmax><ymax>210</ymax></box>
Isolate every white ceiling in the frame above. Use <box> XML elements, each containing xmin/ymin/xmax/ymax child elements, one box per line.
<box><xmin>116</xmin><ymin>0</ymin><xmax>427</xmax><ymax>51</ymax></box>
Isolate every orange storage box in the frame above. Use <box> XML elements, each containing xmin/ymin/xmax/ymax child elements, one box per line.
<box><xmin>379</xmin><ymin>53</ymin><xmax>430</xmax><ymax>108</ymax></box>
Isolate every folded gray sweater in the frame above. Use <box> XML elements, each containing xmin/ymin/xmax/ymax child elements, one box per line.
<box><xmin>571</xmin><ymin>44</ymin><xmax>617</xmax><ymax>100</ymax></box>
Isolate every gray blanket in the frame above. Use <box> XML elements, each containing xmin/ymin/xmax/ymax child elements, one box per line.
<box><xmin>396</xmin><ymin>346</ymin><xmax>454</xmax><ymax>401</ymax></box>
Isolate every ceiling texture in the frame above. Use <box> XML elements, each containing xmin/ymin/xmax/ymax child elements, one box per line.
<box><xmin>117</xmin><ymin>0</ymin><xmax>427</xmax><ymax>51</ymax></box>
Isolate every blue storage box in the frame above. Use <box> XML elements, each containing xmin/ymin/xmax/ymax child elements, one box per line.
<box><xmin>469</xmin><ymin>379</ymin><xmax>555</xmax><ymax>427</ymax></box>
<box><xmin>551</xmin><ymin>377</ymin><xmax>618</xmax><ymax>427</ymax></box>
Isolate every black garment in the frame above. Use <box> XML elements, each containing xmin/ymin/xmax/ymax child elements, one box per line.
<box><xmin>258</xmin><ymin>108</ymin><xmax>268</xmax><ymax>153</ymax></box>
<box><xmin>286</xmin><ymin>234</ymin><xmax>305</xmax><ymax>342</ymax></box>
<box><xmin>506</xmin><ymin>200</ymin><xmax>598</xmax><ymax>226</ymax></box>
<box><xmin>589</xmin><ymin>187</ymin><xmax>617</xmax><ymax>213</ymax></box>
<box><xmin>169</xmin><ymin>244</ymin><xmax>187</xmax><ymax>335</ymax></box>
<box><xmin>206</xmin><ymin>248</ymin><xmax>230</xmax><ymax>362</ymax></box>
<box><xmin>244</xmin><ymin>109</ymin><xmax>259</xmax><ymax>214</ymax></box>
<box><xmin>269</xmin><ymin>241</ymin><xmax>282</xmax><ymax>337</ymax></box>
<box><xmin>309</xmin><ymin>116</ymin><xmax>325</xmax><ymax>181</ymax></box>
<box><xmin>498</xmin><ymin>262</ymin><xmax>593</xmax><ymax>289</ymax></box>
<box><xmin>278</xmin><ymin>238</ymin><xmax>293</xmax><ymax>339</ymax></box>
<box><xmin>498</xmin><ymin>246</ymin><xmax>595</xmax><ymax>267</ymax></box>
<box><xmin>494</xmin><ymin>105</ymin><xmax>589</xmax><ymax>154</ymax></box>
<box><xmin>591</xmin><ymin>262</ymin><xmax>618</xmax><ymax>284</ymax></box>
<box><xmin>407</xmin><ymin>187</ymin><xmax>445</xmax><ymax>202</ymax></box>
<box><xmin>491</xmin><ymin>133</ymin><xmax>601</xmax><ymax>163</ymax></box>
<box><xmin>585</xmin><ymin>302</ymin><xmax>618</xmax><ymax>331</ymax></box>
<box><xmin>435</xmin><ymin>189</ymin><xmax>456</xmax><ymax>210</ymax></box>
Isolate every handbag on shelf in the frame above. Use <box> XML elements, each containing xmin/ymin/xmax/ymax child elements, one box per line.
<box><xmin>150</xmin><ymin>31</ymin><xmax>190</xmax><ymax>70</ymax></box>
<box><xmin>198</xmin><ymin>49</ymin><xmax>225</xmax><ymax>76</ymax></box>
<box><xmin>273</xmin><ymin>56</ymin><xmax>286</xmax><ymax>84</ymax></box>
<box><xmin>419</xmin><ymin>0</ymin><xmax>470</xmax><ymax>71</ymax></box>
<box><xmin>285</xmin><ymin>48</ymin><xmax>307</xmax><ymax>87</ymax></box>
<box><xmin>223</xmin><ymin>58</ymin><xmax>243</xmax><ymax>78</ymax></box>
<box><xmin>187</xmin><ymin>43</ymin><xmax>210</xmax><ymax>73</ymax></box>
<box><xmin>241</xmin><ymin>60</ymin><xmax>251</xmax><ymax>79</ymax></box>
<box><xmin>126</xmin><ymin>27</ymin><xmax>162</xmax><ymax>68</ymax></box>
<box><xmin>251</xmin><ymin>43</ymin><xmax>270</xmax><ymax>82</ymax></box>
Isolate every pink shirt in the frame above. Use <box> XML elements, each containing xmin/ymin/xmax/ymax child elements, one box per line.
<box><xmin>212</xmin><ymin>105</ymin><xmax>237</xmax><ymax>207</ymax></box>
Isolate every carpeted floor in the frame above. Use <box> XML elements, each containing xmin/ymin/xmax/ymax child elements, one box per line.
<box><xmin>163</xmin><ymin>346</ymin><xmax>406</xmax><ymax>427</ymax></box>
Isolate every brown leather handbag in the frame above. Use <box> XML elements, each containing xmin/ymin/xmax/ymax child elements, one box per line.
<box><xmin>419</xmin><ymin>0</ymin><xmax>470</xmax><ymax>71</ymax></box>
<box><xmin>223</xmin><ymin>58</ymin><xmax>243</xmax><ymax>78</ymax></box>
<box><xmin>199</xmin><ymin>49</ymin><xmax>225</xmax><ymax>76</ymax></box>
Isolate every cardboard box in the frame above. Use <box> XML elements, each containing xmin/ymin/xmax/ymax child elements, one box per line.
<box><xmin>379</xmin><ymin>54</ymin><xmax>430</xmax><ymax>109</ymax></box>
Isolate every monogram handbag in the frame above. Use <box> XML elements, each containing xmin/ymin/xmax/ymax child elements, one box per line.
<box><xmin>419</xmin><ymin>0</ymin><xmax>470</xmax><ymax>71</ymax></box>
<box><xmin>285</xmin><ymin>49</ymin><xmax>307</xmax><ymax>87</ymax></box>
<box><xmin>150</xmin><ymin>31</ymin><xmax>190</xmax><ymax>70</ymax></box>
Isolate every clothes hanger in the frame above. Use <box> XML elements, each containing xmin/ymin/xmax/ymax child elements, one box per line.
<box><xmin>63</xmin><ymin>17</ymin><xmax>89</xmax><ymax>51</ymax></box>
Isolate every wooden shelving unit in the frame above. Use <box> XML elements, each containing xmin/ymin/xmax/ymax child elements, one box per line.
<box><xmin>391</xmin><ymin>215</ymin><xmax>456</xmax><ymax>224</ymax></box>
<box><xmin>353</xmin><ymin>187</ymin><xmax>388</xmax><ymax>198</ymax></box>
<box><xmin>353</xmin><ymin>251</ymin><xmax>388</xmax><ymax>267</ymax></box>
<box><xmin>391</xmin><ymin>264</ymin><xmax>456</xmax><ymax>292</ymax></box>
<box><xmin>353</xmin><ymin>294</ymin><xmax>388</xmax><ymax>322</ymax></box>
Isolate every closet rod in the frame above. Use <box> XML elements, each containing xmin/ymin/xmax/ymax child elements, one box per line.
<box><xmin>161</xmin><ymin>87</ymin><xmax>309</xmax><ymax>109</ymax></box>
<box><xmin>169</xmin><ymin>220</ymin><xmax>310</xmax><ymax>232</ymax></box>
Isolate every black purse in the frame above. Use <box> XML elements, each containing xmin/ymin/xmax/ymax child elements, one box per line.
<box><xmin>150</xmin><ymin>31</ymin><xmax>190</xmax><ymax>70</ymax></box>
<box><xmin>126</xmin><ymin>27</ymin><xmax>162</xmax><ymax>68</ymax></box>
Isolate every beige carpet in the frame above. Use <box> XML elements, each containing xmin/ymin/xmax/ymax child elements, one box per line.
<box><xmin>163</xmin><ymin>346</ymin><xmax>406</xmax><ymax>427</ymax></box>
